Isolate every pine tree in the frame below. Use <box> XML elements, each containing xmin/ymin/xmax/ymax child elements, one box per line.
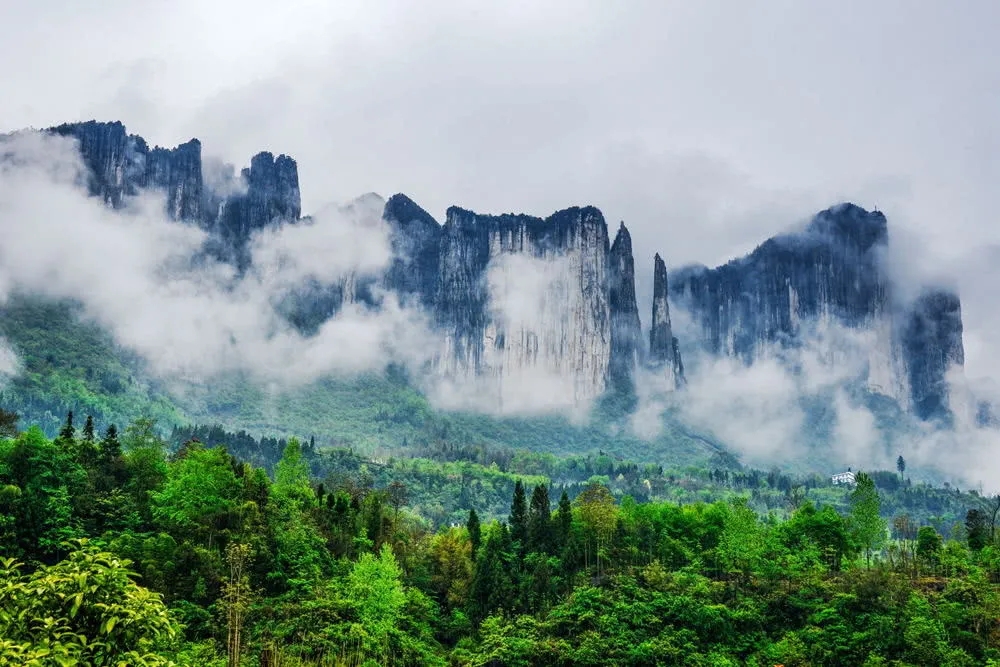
<box><xmin>509</xmin><ymin>480</ymin><xmax>528</xmax><ymax>551</ymax></box>
<box><xmin>82</xmin><ymin>415</ymin><xmax>96</xmax><ymax>443</ymax></box>
<box><xmin>58</xmin><ymin>410</ymin><xmax>75</xmax><ymax>444</ymax></box>
<box><xmin>467</xmin><ymin>508</ymin><xmax>482</xmax><ymax>557</ymax></box>
<box><xmin>897</xmin><ymin>455</ymin><xmax>906</xmax><ymax>480</ymax></box>
<box><xmin>528</xmin><ymin>484</ymin><xmax>551</xmax><ymax>554</ymax></box>
<box><xmin>99</xmin><ymin>424</ymin><xmax>122</xmax><ymax>461</ymax></box>
<box><xmin>557</xmin><ymin>490</ymin><xmax>573</xmax><ymax>550</ymax></box>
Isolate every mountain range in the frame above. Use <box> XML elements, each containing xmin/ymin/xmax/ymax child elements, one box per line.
<box><xmin>0</xmin><ymin>119</ymin><xmax>992</xmax><ymax>476</ymax></box>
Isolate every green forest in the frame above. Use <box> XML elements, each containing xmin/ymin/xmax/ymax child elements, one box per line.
<box><xmin>4</xmin><ymin>410</ymin><xmax>1000</xmax><ymax>666</ymax></box>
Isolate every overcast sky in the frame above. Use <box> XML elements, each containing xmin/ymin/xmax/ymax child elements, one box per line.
<box><xmin>2</xmin><ymin>0</ymin><xmax>998</xmax><ymax>381</ymax></box>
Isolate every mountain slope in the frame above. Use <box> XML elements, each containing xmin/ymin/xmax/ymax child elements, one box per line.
<box><xmin>0</xmin><ymin>294</ymin><xmax>719</xmax><ymax>468</ymax></box>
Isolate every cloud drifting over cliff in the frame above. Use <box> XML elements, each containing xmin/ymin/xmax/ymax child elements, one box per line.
<box><xmin>636</xmin><ymin>309</ymin><xmax>1000</xmax><ymax>491</ymax></box>
<box><xmin>0</xmin><ymin>130</ymin><xmax>434</xmax><ymax>385</ymax></box>
<box><xmin>425</xmin><ymin>252</ymin><xmax>598</xmax><ymax>420</ymax></box>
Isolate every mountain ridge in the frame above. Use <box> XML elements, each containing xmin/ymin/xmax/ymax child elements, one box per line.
<box><xmin>0</xmin><ymin>118</ymin><xmax>987</xmax><ymax>480</ymax></box>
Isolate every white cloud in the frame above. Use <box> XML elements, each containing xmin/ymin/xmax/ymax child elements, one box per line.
<box><xmin>0</xmin><ymin>130</ymin><xmax>433</xmax><ymax>386</ymax></box>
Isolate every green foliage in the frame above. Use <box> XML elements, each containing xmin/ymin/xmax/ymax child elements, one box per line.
<box><xmin>151</xmin><ymin>442</ymin><xmax>241</xmax><ymax>541</ymax></box>
<box><xmin>850</xmin><ymin>471</ymin><xmax>888</xmax><ymax>567</ymax></box>
<box><xmin>3</xmin><ymin>410</ymin><xmax>1000</xmax><ymax>664</ymax></box>
<box><xmin>0</xmin><ymin>540</ymin><xmax>179</xmax><ymax>666</ymax></box>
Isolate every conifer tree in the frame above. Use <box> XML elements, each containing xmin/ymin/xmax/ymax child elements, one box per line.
<box><xmin>509</xmin><ymin>480</ymin><xmax>528</xmax><ymax>551</ymax></box>
<box><xmin>528</xmin><ymin>484</ymin><xmax>551</xmax><ymax>554</ymax></box>
<box><xmin>557</xmin><ymin>490</ymin><xmax>573</xmax><ymax>549</ymax></box>
<box><xmin>99</xmin><ymin>424</ymin><xmax>122</xmax><ymax>461</ymax></box>
<box><xmin>82</xmin><ymin>415</ymin><xmax>95</xmax><ymax>443</ymax></box>
<box><xmin>467</xmin><ymin>508</ymin><xmax>481</xmax><ymax>556</ymax></box>
<box><xmin>58</xmin><ymin>410</ymin><xmax>75</xmax><ymax>443</ymax></box>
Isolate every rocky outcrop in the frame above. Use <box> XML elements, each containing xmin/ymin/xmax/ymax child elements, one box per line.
<box><xmin>215</xmin><ymin>151</ymin><xmax>300</xmax><ymax>251</ymax></box>
<box><xmin>649</xmin><ymin>254</ymin><xmax>684</xmax><ymax>387</ymax></box>
<box><xmin>48</xmin><ymin>121</ymin><xmax>301</xmax><ymax>257</ymax></box>
<box><xmin>607</xmin><ymin>223</ymin><xmax>642</xmax><ymax>391</ymax></box>
<box><xmin>671</xmin><ymin>203</ymin><xmax>890</xmax><ymax>360</ymax></box>
<box><xmin>902</xmin><ymin>289</ymin><xmax>965</xmax><ymax>420</ymax></box>
<box><xmin>139</xmin><ymin>138</ymin><xmax>204</xmax><ymax>221</ymax></box>
<box><xmin>52</xmin><ymin>121</ymin><xmax>206</xmax><ymax>220</ymax></box>
<box><xmin>435</xmin><ymin>205</ymin><xmax>612</xmax><ymax>406</ymax></box>
<box><xmin>41</xmin><ymin>120</ymin><xmax>972</xmax><ymax>421</ymax></box>
<box><xmin>382</xmin><ymin>194</ymin><xmax>442</xmax><ymax>307</ymax></box>
<box><xmin>670</xmin><ymin>202</ymin><xmax>963</xmax><ymax>420</ymax></box>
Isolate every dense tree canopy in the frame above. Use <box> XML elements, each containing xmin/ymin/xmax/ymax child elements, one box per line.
<box><xmin>2</xmin><ymin>412</ymin><xmax>1000</xmax><ymax>665</ymax></box>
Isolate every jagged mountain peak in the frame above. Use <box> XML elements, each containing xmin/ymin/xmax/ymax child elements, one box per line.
<box><xmin>383</xmin><ymin>193</ymin><xmax>440</xmax><ymax>229</ymax></box>
<box><xmin>608</xmin><ymin>221</ymin><xmax>641</xmax><ymax>392</ymax></box>
<box><xmin>650</xmin><ymin>251</ymin><xmax>684</xmax><ymax>386</ymax></box>
<box><xmin>611</xmin><ymin>222</ymin><xmax>633</xmax><ymax>254</ymax></box>
<box><xmin>805</xmin><ymin>202</ymin><xmax>888</xmax><ymax>251</ymax></box>
<box><xmin>669</xmin><ymin>201</ymin><xmax>963</xmax><ymax>421</ymax></box>
<box><xmin>444</xmin><ymin>204</ymin><xmax>604</xmax><ymax>227</ymax></box>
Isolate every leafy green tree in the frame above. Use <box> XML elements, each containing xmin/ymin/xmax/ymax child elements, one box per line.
<box><xmin>222</xmin><ymin>542</ymin><xmax>253</xmax><ymax>667</ymax></box>
<box><xmin>966</xmin><ymin>508</ymin><xmax>989</xmax><ymax>551</ymax></box>
<box><xmin>430</xmin><ymin>527</ymin><xmax>473</xmax><ymax>612</ymax></box>
<box><xmin>718</xmin><ymin>497</ymin><xmax>768</xmax><ymax>590</ymax></box>
<box><xmin>100</xmin><ymin>423</ymin><xmax>122</xmax><ymax>460</ymax></box>
<box><xmin>123</xmin><ymin>419</ymin><xmax>168</xmax><ymax>523</ymax></box>
<box><xmin>575</xmin><ymin>482</ymin><xmax>618</xmax><ymax>576</ymax></box>
<box><xmin>268</xmin><ymin>437</ymin><xmax>326</xmax><ymax>588</ymax></box>
<box><xmin>784</xmin><ymin>501</ymin><xmax>852</xmax><ymax>571</ymax></box>
<box><xmin>274</xmin><ymin>437</ymin><xmax>313</xmax><ymax>507</ymax></box>
<box><xmin>151</xmin><ymin>441</ymin><xmax>241</xmax><ymax>547</ymax></box>
<box><xmin>347</xmin><ymin>543</ymin><xmax>407</xmax><ymax>660</ymax></box>
<box><xmin>1</xmin><ymin>426</ymin><xmax>83</xmax><ymax>559</ymax></box>
<box><xmin>850</xmin><ymin>471</ymin><xmax>887</xmax><ymax>567</ymax></box>
<box><xmin>469</xmin><ymin>523</ymin><xmax>516</xmax><ymax>624</ymax></box>
<box><xmin>916</xmin><ymin>525</ymin><xmax>942</xmax><ymax>573</ymax></box>
<box><xmin>0</xmin><ymin>540</ymin><xmax>179</xmax><ymax>666</ymax></box>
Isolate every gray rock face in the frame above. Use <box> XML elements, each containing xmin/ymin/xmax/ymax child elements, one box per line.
<box><xmin>608</xmin><ymin>223</ymin><xmax>642</xmax><ymax>392</ymax></box>
<box><xmin>52</xmin><ymin>121</ymin><xmax>207</xmax><ymax>221</ymax></box>
<box><xmin>902</xmin><ymin>289</ymin><xmax>965</xmax><ymax>420</ymax></box>
<box><xmin>215</xmin><ymin>151</ymin><xmax>300</xmax><ymax>249</ymax></box>
<box><xmin>649</xmin><ymin>254</ymin><xmax>684</xmax><ymax>387</ymax></box>
<box><xmin>670</xmin><ymin>202</ymin><xmax>964</xmax><ymax>420</ymax></box>
<box><xmin>382</xmin><ymin>194</ymin><xmax>442</xmax><ymax>307</ymax></box>
<box><xmin>671</xmin><ymin>203</ymin><xmax>890</xmax><ymax>360</ymax></box>
<box><xmin>36</xmin><ymin>120</ymin><xmax>972</xmax><ymax>421</ymax></box>
<box><xmin>434</xmin><ymin>205</ymin><xmax>612</xmax><ymax>406</ymax></box>
<box><xmin>48</xmin><ymin>121</ymin><xmax>301</xmax><ymax>258</ymax></box>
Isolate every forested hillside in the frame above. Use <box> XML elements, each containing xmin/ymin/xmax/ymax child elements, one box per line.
<box><xmin>0</xmin><ymin>295</ymin><xmax>720</xmax><ymax>468</ymax></box>
<box><xmin>3</xmin><ymin>411</ymin><xmax>1000</xmax><ymax>665</ymax></box>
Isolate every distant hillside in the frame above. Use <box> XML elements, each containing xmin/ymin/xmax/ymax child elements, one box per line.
<box><xmin>0</xmin><ymin>294</ymin><xmax>720</xmax><ymax>469</ymax></box>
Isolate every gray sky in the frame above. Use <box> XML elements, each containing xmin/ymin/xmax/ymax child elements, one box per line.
<box><xmin>2</xmin><ymin>0</ymin><xmax>999</xmax><ymax>381</ymax></box>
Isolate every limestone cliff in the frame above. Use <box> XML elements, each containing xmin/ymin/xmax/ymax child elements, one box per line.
<box><xmin>435</xmin><ymin>206</ymin><xmax>612</xmax><ymax>407</ymax></box>
<box><xmin>670</xmin><ymin>203</ymin><xmax>963</xmax><ymax>420</ymax></box>
<box><xmin>608</xmin><ymin>223</ymin><xmax>642</xmax><ymax>392</ymax></box>
<box><xmin>649</xmin><ymin>254</ymin><xmax>684</xmax><ymax>387</ymax></box>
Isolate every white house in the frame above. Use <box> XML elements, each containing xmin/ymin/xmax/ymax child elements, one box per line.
<box><xmin>831</xmin><ymin>469</ymin><xmax>856</xmax><ymax>486</ymax></box>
